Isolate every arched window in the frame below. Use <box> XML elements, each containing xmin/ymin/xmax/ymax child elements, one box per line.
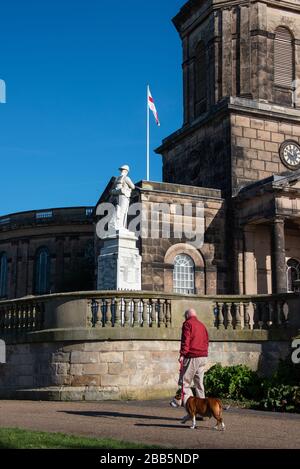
<box><xmin>34</xmin><ymin>247</ymin><xmax>50</xmax><ymax>295</ymax></box>
<box><xmin>287</xmin><ymin>258</ymin><xmax>300</xmax><ymax>292</ymax></box>
<box><xmin>0</xmin><ymin>252</ymin><xmax>8</xmax><ymax>298</ymax></box>
<box><xmin>195</xmin><ymin>41</ymin><xmax>207</xmax><ymax>116</ymax></box>
<box><xmin>274</xmin><ymin>27</ymin><xmax>294</xmax><ymax>88</ymax></box>
<box><xmin>173</xmin><ymin>254</ymin><xmax>195</xmax><ymax>294</ymax></box>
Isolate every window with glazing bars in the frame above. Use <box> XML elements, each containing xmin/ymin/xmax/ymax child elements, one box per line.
<box><xmin>173</xmin><ymin>254</ymin><xmax>195</xmax><ymax>294</ymax></box>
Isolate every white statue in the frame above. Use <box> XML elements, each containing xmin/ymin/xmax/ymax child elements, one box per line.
<box><xmin>109</xmin><ymin>165</ymin><xmax>135</xmax><ymax>231</ymax></box>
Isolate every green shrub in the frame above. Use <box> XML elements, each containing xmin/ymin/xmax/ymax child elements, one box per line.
<box><xmin>260</xmin><ymin>384</ymin><xmax>300</xmax><ymax>413</ymax></box>
<box><xmin>204</xmin><ymin>362</ymin><xmax>300</xmax><ymax>413</ymax></box>
<box><xmin>204</xmin><ymin>363</ymin><xmax>263</xmax><ymax>401</ymax></box>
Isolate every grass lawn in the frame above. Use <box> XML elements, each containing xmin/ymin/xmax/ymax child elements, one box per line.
<box><xmin>0</xmin><ymin>427</ymin><xmax>161</xmax><ymax>449</ymax></box>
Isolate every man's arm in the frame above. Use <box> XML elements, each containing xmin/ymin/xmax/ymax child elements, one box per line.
<box><xmin>125</xmin><ymin>176</ymin><xmax>135</xmax><ymax>190</ymax></box>
<box><xmin>179</xmin><ymin>322</ymin><xmax>191</xmax><ymax>359</ymax></box>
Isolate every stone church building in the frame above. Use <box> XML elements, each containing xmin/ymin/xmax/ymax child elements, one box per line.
<box><xmin>1</xmin><ymin>0</ymin><xmax>300</xmax><ymax>299</ymax></box>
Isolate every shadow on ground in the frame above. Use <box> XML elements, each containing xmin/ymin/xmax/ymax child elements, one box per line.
<box><xmin>57</xmin><ymin>410</ymin><xmax>181</xmax><ymax>421</ymax></box>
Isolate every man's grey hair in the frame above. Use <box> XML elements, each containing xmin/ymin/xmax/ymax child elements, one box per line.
<box><xmin>185</xmin><ymin>308</ymin><xmax>197</xmax><ymax>320</ymax></box>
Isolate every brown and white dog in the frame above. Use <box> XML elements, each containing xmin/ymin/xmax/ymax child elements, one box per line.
<box><xmin>183</xmin><ymin>396</ymin><xmax>225</xmax><ymax>430</ymax></box>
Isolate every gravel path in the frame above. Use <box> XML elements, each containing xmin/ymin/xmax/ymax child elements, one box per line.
<box><xmin>0</xmin><ymin>399</ymin><xmax>300</xmax><ymax>449</ymax></box>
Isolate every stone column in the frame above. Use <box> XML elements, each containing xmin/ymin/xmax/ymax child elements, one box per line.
<box><xmin>239</xmin><ymin>5</ymin><xmax>251</xmax><ymax>97</ymax></box>
<box><xmin>233</xmin><ymin>231</ymin><xmax>244</xmax><ymax>295</ymax></box>
<box><xmin>222</xmin><ymin>8</ymin><xmax>233</xmax><ymax>98</ymax></box>
<box><xmin>243</xmin><ymin>225</ymin><xmax>257</xmax><ymax>294</ymax></box>
<box><xmin>271</xmin><ymin>217</ymin><xmax>287</xmax><ymax>293</ymax></box>
<box><xmin>213</xmin><ymin>10</ymin><xmax>222</xmax><ymax>103</ymax></box>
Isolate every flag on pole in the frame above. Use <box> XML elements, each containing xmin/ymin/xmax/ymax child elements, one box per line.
<box><xmin>147</xmin><ymin>87</ymin><xmax>160</xmax><ymax>126</ymax></box>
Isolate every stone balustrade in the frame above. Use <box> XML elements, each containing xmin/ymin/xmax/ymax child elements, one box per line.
<box><xmin>88</xmin><ymin>296</ymin><xmax>172</xmax><ymax>328</ymax></box>
<box><xmin>212</xmin><ymin>295</ymin><xmax>292</xmax><ymax>330</ymax></box>
<box><xmin>0</xmin><ymin>291</ymin><xmax>299</xmax><ymax>401</ymax></box>
<box><xmin>0</xmin><ymin>300</ymin><xmax>45</xmax><ymax>335</ymax></box>
<box><xmin>0</xmin><ymin>291</ymin><xmax>298</xmax><ymax>338</ymax></box>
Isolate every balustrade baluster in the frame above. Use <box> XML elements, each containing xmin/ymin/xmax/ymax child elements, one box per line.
<box><xmin>114</xmin><ymin>298</ymin><xmax>121</xmax><ymax>327</ymax></box>
<box><xmin>225</xmin><ymin>302</ymin><xmax>232</xmax><ymax>329</ymax></box>
<box><xmin>124</xmin><ymin>299</ymin><xmax>131</xmax><ymax>328</ymax></box>
<box><xmin>279</xmin><ymin>301</ymin><xmax>288</xmax><ymax>327</ymax></box>
<box><xmin>244</xmin><ymin>302</ymin><xmax>251</xmax><ymax>329</ymax></box>
<box><xmin>165</xmin><ymin>300</ymin><xmax>171</xmax><ymax>328</ymax></box>
<box><xmin>269</xmin><ymin>301</ymin><xmax>276</xmax><ymax>328</ymax></box>
<box><xmin>132</xmin><ymin>299</ymin><xmax>139</xmax><ymax>327</ymax></box>
<box><xmin>261</xmin><ymin>302</ymin><xmax>269</xmax><ymax>329</ymax></box>
<box><xmin>27</xmin><ymin>304</ymin><xmax>32</xmax><ymax>330</ymax></box>
<box><xmin>31</xmin><ymin>304</ymin><xmax>36</xmax><ymax>330</ymax></box>
<box><xmin>151</xmin><ymin>299</ymin><xmax>158</xmax><ymax>327</ymax></box>
<box><xmin>283</xmin><ymin>302</ymin><xmax>289</xmax><ymax>327</ymax></box>
<box><xmin>7</xmin><ymin>306</ymin><xmax>12</xmax><ymax>332</ymax></box>
<box><xmin>213</xmin><ymin>303</ymin><xmax>219</xmax><ymax>328</ymax></box>
<box><xmin>218</xmin><ymin>303</ymin><xmax>225</xmax><ymax>330</ymax></box>
<box><xmin>95</xmin><ymin>300</ymin><xmax>102</xmax><ymax>328</ymax></box>
<box><xmin>253</xmin><ymin>302</ymin><xmax>260</xmax><ymax>329</ymax></box>
<box><xmin>234</xmin><ymin>302</ymin><xmax>242</xmax><ymax>329</ymax></box>
<box><xmin>159</xmin><ymin>299</ymin><xmax>165</xmax><ymax>327</ymax></box>
<box><xmin>142</xmin><ymin>300</ymin><xmax>148</xmax><ymax>326</ymax></box>
<box><xmin>105</xmin><ymin>299</ymin><xmax>112</xmax><ymax>327</ymax></box>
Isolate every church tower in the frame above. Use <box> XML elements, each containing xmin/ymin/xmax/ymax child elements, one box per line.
<box><xmin>156</xmin><ymin>0</ymin><xmax>300</xmax><ymax>197</ymax></box>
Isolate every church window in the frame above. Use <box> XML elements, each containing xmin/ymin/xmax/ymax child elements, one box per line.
<box><xmin>34</xmin><ymin>247</ymin><xmax>50</xmax><ymax>295</ymax></box>
<box><xmin>274</xmin><ymin>27</ymin><xmax>294</xmax><ymax>88</ymax></box>
<box><xmin>287</xmin><ymin>258</ymin><xmax>300</xmax><ymax>292</ymax></box>
<box><xmin>173</xmin><ymin>254</ymin><xmax>195</xmax><ymax>294</ymax></box>
<box><xmin>0</xmin><ymin>252</ymin><xmax>8</xmax><ymax>298</ymax></box>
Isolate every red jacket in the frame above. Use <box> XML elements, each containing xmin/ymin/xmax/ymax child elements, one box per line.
<box><xmin>180</xmin><ymin>317</ymin><xmax>209</xmax><ymax>358</ymax></box>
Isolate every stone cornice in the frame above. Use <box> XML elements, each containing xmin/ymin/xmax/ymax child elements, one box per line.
<box><xmin>155</xmin><ymin>97</ymin><xmax>300</xmax><ymax>155</ymax></box>
<box><xmin>173</xmin><ymin>1</ymin><xmax>251</xmax><ymax>34</ymax></box>
<box><xmin>173</xmin><ymin>0</ymin><xmax>300</xmax><ymax>36</ymax></box>
<box><xmin>155</xmin><ymin>97</ymin><xmax>230</xmax><ymax>154</ymax></box>
<box><xmin>2</xmin><ymin>324</ymin><xmax>298</xmax><ymax>345</ymax></box>
<box><xmin>235</xmin><ymin>169</ymin><xmax>300</xmax><ymax>203</ymax></box>
<box><xmin>228</xmin><ymin>96</ymin><xmax>300</xmax><ymax>123</ymax></box>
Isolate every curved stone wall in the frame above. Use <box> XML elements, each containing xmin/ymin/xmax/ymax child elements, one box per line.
<box><xmin>0</xmin><ymin>207</ymin><xmax>95</xmax><ymax>299</ymax></box>
<box><xmin>0</xmin><ymin>338</ymin><xmax>291</xmax><ymax>401</ymax></box>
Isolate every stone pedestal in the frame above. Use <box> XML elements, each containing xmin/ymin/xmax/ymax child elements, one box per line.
<box><xmin>97</xmin><ymin>229</ymin><xmax>141</xmax><ymax>291</ymax></box>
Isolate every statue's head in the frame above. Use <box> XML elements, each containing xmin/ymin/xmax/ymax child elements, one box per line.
<box><xmin>119</xmin><ymin>164</ymin><xmax>129</xmax><ymax>175</ymax></box>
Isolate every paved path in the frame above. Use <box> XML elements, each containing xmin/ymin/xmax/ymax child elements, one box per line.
<box><xmin>0</xmin><ymin>399</ymin><xmax>300</xmax><ymax>449</ymax></box>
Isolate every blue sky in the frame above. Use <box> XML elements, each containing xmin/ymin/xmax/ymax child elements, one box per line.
<box><xmin>0</xmin><ymin>0</ymin><xmax>185</xmax><ymax>216</ymax></box>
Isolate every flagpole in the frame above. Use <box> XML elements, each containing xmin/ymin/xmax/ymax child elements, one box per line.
<box><xmin>146</xmin><ymin>84</ymin><xmax>150</xmax><ymax>181</ymax></box>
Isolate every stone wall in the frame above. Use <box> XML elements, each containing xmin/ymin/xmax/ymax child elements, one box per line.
<box><xmin>173</xmin><ymin>0</ymin><xmax>300</xmax><ymax>122</ymax></box>
<box><xmin>0</xmin><ymin>338</ymin><xmax>291</xmax><ymax>401</ymax></box>
<box><xmin>231</xmin><ymin>110</ymin><xmax>300</xmax><ymax>192</ymax></box>
<box><xmin>160</xmin><ymin>111</ymin><xmax>232</xmax><ymax>196</ymax></box>
<box><xmin>0</xmin><ymin>207</ymin><xmax>94</xmax><ymax>299</ymax></box>
<box><xmin>135</xmin><ymin>181</ymin><xmax>227</xmax><ymax>294</ymax></box>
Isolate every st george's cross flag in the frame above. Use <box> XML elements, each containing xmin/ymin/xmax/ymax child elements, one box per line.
<box><xmin>147</xmin><ymin>87</ymin><xmax>160</xmax><ymax>126</ymax></box>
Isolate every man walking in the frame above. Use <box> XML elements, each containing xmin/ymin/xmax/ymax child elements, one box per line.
<box><xmin>179</xmin><ymin>308</ymin><xmax>209</xmax><ymax>406</ymax></box>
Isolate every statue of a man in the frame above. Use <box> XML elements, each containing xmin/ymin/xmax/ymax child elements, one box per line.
<box><xmin>110</xmin><ymin>165</ymin><xmax>135</xmax><ymax>231</ymax></box>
